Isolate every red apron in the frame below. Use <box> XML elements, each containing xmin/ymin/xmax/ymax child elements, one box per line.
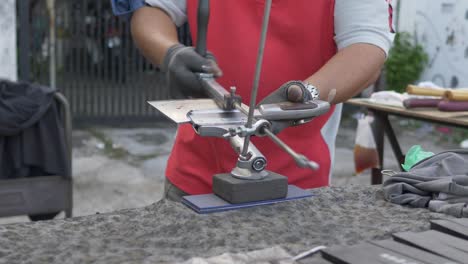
<box><xmin>166</xmin><ymin>0</ymin><xmax>337</xmax><ymax>194</ymax></box>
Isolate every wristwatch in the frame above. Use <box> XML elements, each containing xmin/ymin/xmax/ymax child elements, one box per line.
<box><xmin>304</xmin><ymin>82</ymin><xmax>320</xmax><ymax>100</ymax></box>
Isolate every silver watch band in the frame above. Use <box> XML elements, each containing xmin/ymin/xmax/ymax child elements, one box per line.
<box><xmin>305</xmin><ymin>83</ymin><xmax>320</xmax><ymax>100</ymax></box>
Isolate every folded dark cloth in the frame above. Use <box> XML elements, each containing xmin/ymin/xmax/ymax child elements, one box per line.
<box><xmin>438</xmin><ymin>101</ymin><xmax>468</xmax><ymax>112</ymax></box>
<box><xmin>383</xmin><ymin>150</ymin><xmax>468</xmax><ymax>218</ymax></box>
<box><xmin>403</xmin><ymin>98</ymin><xmax>442</xmax><ymax>109</ymax></box>
<box><xmin>0</xmin><ymin>80</ymin><xmax>69</xmax><ymax>179</ymax></box>
<box><xmin>0</xmin><ymin>79</ymin><xmax>55</xmax><ymax>135</ymax></box>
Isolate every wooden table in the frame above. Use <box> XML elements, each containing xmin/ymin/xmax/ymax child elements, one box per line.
<box><xmin>346</xmin><ymin>98</ymin><xmax>468</xmax><ymax>184</ymax></box>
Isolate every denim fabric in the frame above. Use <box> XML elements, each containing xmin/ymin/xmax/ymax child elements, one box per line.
<box><xmin>111</xmin><ymin>0</ymin><xmax>145</xmax><ymax>16</ymax></box>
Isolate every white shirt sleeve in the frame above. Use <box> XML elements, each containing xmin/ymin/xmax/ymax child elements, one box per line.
<box><xmin>334</xmin><ymin>0</ymin><xmax>395</xmax><ymax>56</ymax></box>
<box><xmin>145</xmin><ymin>0</ymin><xmax>395</xmax><ymax>55</ymax></box>
<box><xmin>145</xmin><ymin>0</ymin><xmax>187</xmax><ymax>27</ymax></box>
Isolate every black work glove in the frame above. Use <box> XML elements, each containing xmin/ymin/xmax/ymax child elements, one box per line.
<box><xmin>257</xmin><ymin>81</ymin><xmax>315</xmax><ymax>134</ymax></box>
<box><xmin>162</xmin><ymin>44</ymin><xmax>222</xmax><ymax>98</ymax></box>
<box><xmin>258</xmin><ymin>81</ymin><xmax>313</xmax><ymax>105</ymax></box>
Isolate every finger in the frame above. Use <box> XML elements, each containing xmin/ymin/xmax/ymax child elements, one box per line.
<box><xmin>327</xmin><ymin>89</ymin><xmax>337</xmax><ymax>103</ymax></box>
<box><xmin>204</xmin><ymin>52</ymin><xmax>222</xmax><ymax>76</ymax></box>
<box><xmin>184</xmin><ymin>50</ymin><xmax>215</xmax><ymax>73</ymax></box>
<box><xmin>184</xmin><ymin>50</ymin><xmax>223</xmax><ymax>77</ymax></box>
<box><xmin>287</xmin><ymin>84</ymin><xmax>305</xmax><ymax>102</ymax></box>
<box><xmin>197</xmin><ymin>60</ymin><xmax>223</xmax><ymax>77</ymax></box>
<box><xmin>205</xmin><ymin>60</ymin><xmax>223</xmax><ymax>77</ymax></box>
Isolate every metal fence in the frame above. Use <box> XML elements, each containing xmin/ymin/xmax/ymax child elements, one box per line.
<box><xmin>19</xmin><ymin>0</ymin><xmax>191</xmax><ymax>124</ymax></box>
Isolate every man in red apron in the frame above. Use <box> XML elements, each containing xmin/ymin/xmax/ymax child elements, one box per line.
<box><xmin>129</xmin><ymin>0</ymin><xmax>395</xmax><ymax>200</ymax></box>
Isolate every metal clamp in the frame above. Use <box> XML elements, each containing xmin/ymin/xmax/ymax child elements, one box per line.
<box><xmin>229</xmin><ymin>136</ymin><xmax>268</xmax><ymax>180</ymax></box>
<box><xmin>198</xmin><ymin>74</ymin><xmax>242</xmax><ymax>110</ymax></box>
<box><xmin>223</xmin><ymin>119</ymin><xmax>271</xmax><ymax>138</ymax></box>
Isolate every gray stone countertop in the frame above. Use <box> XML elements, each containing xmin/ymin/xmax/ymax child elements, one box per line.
<box><xmin>0</xmin><ymin>186</ymin><xmax>449</xmax><ymax>263</ymax></box>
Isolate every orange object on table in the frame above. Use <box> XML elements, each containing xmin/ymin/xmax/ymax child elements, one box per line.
<box><xmin>353</xmin><ymin>115</ymin><xmax>380</xmax><ymax>174</ymax></box>
<box><xmin>406</xmin><ymin>85</ymin><xmax>446</xmax><ymax>97</ymax></box>
<box><xmin>444</xmin><ymin>90</ymin><xmax>468</xmax><ymax>101</ymax></box>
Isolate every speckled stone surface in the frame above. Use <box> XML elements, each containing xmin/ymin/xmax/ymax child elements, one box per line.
<box><xmin>0</xmin><ymin>186</ymin><xmax>450</xmax><ymax>263</ymax></box>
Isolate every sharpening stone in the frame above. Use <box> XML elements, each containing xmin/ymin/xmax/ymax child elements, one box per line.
<box><xmin>212</xmin><ymin>171</ymin><xmax>288</xmax><ymax>204</ymax></box>
<box><xmin>181</xmin><ymin>185</ymin><xmax>312</xmax><ymax>214</ymax></box>
<box><xmin>370</xmin><ymin>239</ymin><xmax>453</xmax><ymax>264</ymax></box>
<box><xmin>431</xmin><ymin>219</ymin><xmax>468</xmax><ymax>240</ymax></box>
<box><xmin>392</xmin><ymin>230</ymin><xmax>468</xmax><ymax>263</ymax></box>
<box><xmin>321</xmin><ymin>242</ymin><xmax>426</xmax><ymax>264</ymax></box>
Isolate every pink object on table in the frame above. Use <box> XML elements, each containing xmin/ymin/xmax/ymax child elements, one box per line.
<box><xmin>438</xmin><ymin>101</ymin><xmax>468</xmax><ymax>112</ymax></box>
<box><xmin>403</xmin><ymin>98</ymin><xmax>443</xmax><ymax>109</ymax></box>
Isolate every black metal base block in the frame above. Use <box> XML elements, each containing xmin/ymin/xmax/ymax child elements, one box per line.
<box><xmin>212</xmin><ymin>171</ymin><xmax>288</xmax><ymax>204</ymax></box>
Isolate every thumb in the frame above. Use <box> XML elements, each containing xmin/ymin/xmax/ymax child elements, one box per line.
<box><xmin>286</xmin><ymin>84</ymin><xmax>306</xmax><ymax>102</ymax></box>
<box><xmin>203</xmin><ymin>60</ymin><xmax>223</xmax><ymax>77</ymax></box>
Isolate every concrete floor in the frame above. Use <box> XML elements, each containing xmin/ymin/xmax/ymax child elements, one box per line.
<box><xmin>0</xmin><ymin>116</ymin><xmax>459</xmax><ymax>224</ymax></box>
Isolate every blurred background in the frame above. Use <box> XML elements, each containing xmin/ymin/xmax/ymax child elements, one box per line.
<box><xmin>0</xmin><ymin>0</ymin><xmax>467</xmax><ymax>223</ymax></box>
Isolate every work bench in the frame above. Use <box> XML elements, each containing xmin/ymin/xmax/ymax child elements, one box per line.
<box><xmin>347</xmin><ymin>98</ymin><xmax>468</xmax><ymax>185</ymax></box>
<box><xmin>0</xmin><ymin>186</ymin><xmax>450</xmax><ymax>263</ymax></box>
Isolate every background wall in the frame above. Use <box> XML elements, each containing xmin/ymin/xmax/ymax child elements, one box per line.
<box><xmin>398</xmin><ymin>0</ymin><xmax>468</xmax><ymax>88</ymax></box>
<box><xmin>0</xmin><ymin>0</ymin><xmax>17</xmax><ymax>81</ymax></box>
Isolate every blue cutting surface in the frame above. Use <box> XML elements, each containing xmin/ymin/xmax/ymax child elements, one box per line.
<box><xmin>181</xmin><ymin>185</ymin><xmax>313</xmax><ymax>214</ymax></box>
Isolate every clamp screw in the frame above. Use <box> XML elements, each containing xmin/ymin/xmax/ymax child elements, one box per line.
<box><xmin>230</xmin><ymin>86</ymin><xmax>237</xmax><ymax>96</ymax></box>
<box><xmin>252</xmin><ymin>158</ymin><xmax>267</xmax><ymax>171</ymax></box>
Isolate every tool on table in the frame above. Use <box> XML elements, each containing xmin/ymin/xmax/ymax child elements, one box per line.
<box><xmin>149</xmin><ymin>0</ymin><xmax>330</xmax><ymax>207</ymax></box>
<box><xmin>438</xmin><ymin>100</ymin><xmax>468</xmax><ymax>112</ymax></box>
<box><xmin>407</xmin><ymin>84</ymin><xmax>468</xmax><ymax>101</ymax></box>
<box><xmin>445</xmin><ymin>89</ymin><xmax>468</xmax><ymax>101</ymax></box>
<box><xmin>403</xmin><ymin>98</ymin><xmax>443</xmax><ymax>109</ymax></box>
<box><xmin>406</xmin><ymin>85</ymin><xmax>447</xmax><ymax>97</ymax></box>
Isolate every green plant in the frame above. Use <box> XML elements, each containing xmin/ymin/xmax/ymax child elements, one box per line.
<box><xmin>385</xmin><ymin>32</ymin><xmax>429</xmax><ymax>93</ymax></box>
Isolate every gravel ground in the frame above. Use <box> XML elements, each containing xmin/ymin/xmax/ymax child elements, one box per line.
<box><xmin>0</xmin><ymin>186</ymin><xmax>452</xmax><ymax>264</ymax></box>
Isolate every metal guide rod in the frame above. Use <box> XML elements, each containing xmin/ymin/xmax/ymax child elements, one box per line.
<box><xmin>263</xmin><ymin>129</ymin><xmax>319</xmax><ymax>170</ymax></box>
<box><xmin>241</xmin><ymin>0</ymin><xmax>273</xmax><ymax>157</ymax></box>
<box><xmin>195</xmin><ymin>0</ymin><xmax>209</xmax><ymax>56</ymax></box>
